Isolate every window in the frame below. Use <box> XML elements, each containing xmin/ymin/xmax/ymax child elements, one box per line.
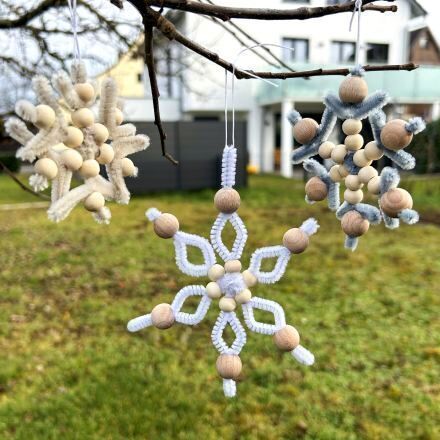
<box><xmin>366</xmin><ymin>43</ymin><xmax>389</xmax><ymax>63</ymax></box>
<box><xmin>331</xmin><ymin>41</ymin><xmax>356</xmax><ymax>64</ymax></box>
<box><xmin>327</xmin><ymin>0</ymin><xmax>345</xmax><ymax>4</ymax></box>
<box><xmin>282</xmin><ymin>38</ymin><xmax>309</xmax><ymax>63</ymax></box>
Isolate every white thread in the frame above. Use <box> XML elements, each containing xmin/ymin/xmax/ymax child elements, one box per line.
<box><xmin>300</xmin><ymin>218</ymin><xmax>320</xmax><ymax>236</ymax></box>
<box><xmin>127</xmin><ymin>314</ymin><xmax>152</xmax><ymax>332</ymax></box>
<box><xmin>171</xmin><ymin>285</ymin><xmax>212</xmax><ymax>325</ymax></box>
<box><xmin>223</xmin><ymin>379</ymin><xmax>237</xmax><ymax>398</ymax></box>
<box><xmin>242</xmin><ymin>297</ymin><xmax>286</xmax><ymax>335</ymax></box>
<box><xmin>349</xmin><ymin>0</ymin><xmax>363</xmax><ymax>66</ymax></box>
<box><xmin>292</xmin><ymin>345</ymin><xmax>315</xmax><ymax>366</ymax></box>
<box><xmin>211</xmin><ymin>311</ymin><xmax>247</xmax><ymax>355</ymax></box>
<box><xmin>248</xmin><ymin>245</ymin><xmax>291</xmax><ymax>284</ymax></box>
<box><xmin>67</xmin><ymin>0</ymin><xmax>81</xmax><ymax>61</ymax></box>
<box><xmin>221</xmin><ymin>145</ymin><xmax>237</xmax><ymax>188</ymax></box>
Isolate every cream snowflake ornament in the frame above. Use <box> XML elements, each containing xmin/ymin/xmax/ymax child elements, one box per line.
<box><xmin>127</xmin><ymin>145</ymin><xmax>318</xmax><ymax>398</ymax></box>
<box><xmin>289</xmin><ymin>66</ymin><xmax>425</xmax><ymax>250</ymax></box>
<box><xmin>5</xmin><ymin>61</ymin><xmax>150</xmax><ymax>223</ymax></box>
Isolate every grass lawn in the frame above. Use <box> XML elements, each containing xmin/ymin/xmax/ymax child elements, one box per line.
<box><xmin>0</xmin><ymin>173</ymin><xmax>439</xmax><ymax>439</ymax></box>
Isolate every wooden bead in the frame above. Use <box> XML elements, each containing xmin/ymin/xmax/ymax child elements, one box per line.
<box><xmin>358</xmin><ymin>166</ymin><xmax>378</xmax><ymax>184</ymax></box>
<box><xmin>329</xmin><ymin>165</ymin><xmax>343</xmax><ymax>182</ymax></box>
<box><xmin>353</xmin><ymin>150</ymin><xmax>372</xmax><ymax>168</ymax></box>
<box><xmin>273</xmin><ymin>325</ymin><xmax>300</xmax><ymax>351</ymax></box>
<box><xmin>341</xmin><ymin>211</ymin><xmax>370</xmax><ymax>237</ymax></box>
<box><xmin>345</xmin><ymin>174</ymin><xmax>363</xmax><ymax>191</ymax></box>
<box><xmin>293</xmin><ymin>118</ymin><xmax>318</xmax><ymax>144</ymax></box>
<box><xmin>151</xmin><ymin>303</ymin><xmax>175</xmax><ymax>329</ymax></box>
<box><xmin>338</xmin><ymin>165</ymin><xmax>350</xmax><ymax>178</ymax></box>
<box><xmin>92</xmin><ymin>123</ymin><xmax>109</xmax><ymax>144</ymax></box>
<box><xmin>242</xmin><ymin>270</ymin><xmax>257</xmax><ymax>287</ymax></box>
<box><xmin>96</xmin><ymin>144</ymin><xmax>115</xmax><ymax>165</ymax></box>
<box><xmin>65</xmin><ymin>126</ymin><xmax>84</xmax><ymax>148</ymax></box>
<box><xmin>283</xmin><ymin>228</ymin><xmax>309</xmax><ymax>254</ymax></box>
<box><xmin>72</xmin><ymin>108</ymin><xmax>95</xmax><ymax>128</ymax></box>
<box><xmin>219</xmin><ymin>297</ymin><xmax>236</xmax><ymax>312</ymax></box>
<box><xmin>380</xmin><ymin>188</ymin><xmax>413</xmax><ymax>217</ymax></box>
<box><xmin>364</xmin><ymin>141</ymin><xmax>383</xmax><ymax>161</ymax></box>
<box><xmin>208</xmin><ymin>264</ymin><xmax>225</xmax><ymax>281</ymax></box>
<box><xmin>342</xmin><ymin>119</ymin><xmax>362</xmax><ymax>135</ymax></box>
<box><xmin>318</xmin><ymin>141</ymin><xmax>335</xmax><ymax>159</ymax></box>
<box><xmin>235</xmin><ymin>289</ymin><xmax>252</xmax><ymax>304</ymax></box>
<box><xmin>380</xmin><ymin>119</ymin><xmax>413</xmax><ymax>151</ymax></box>
<box><xmin>344</xmin><ymin>134</ymin><xmax>364</xmax><ymax>151</ymax></box>
<box><xmin>214</xmin><ymin>188</ymin><xmax>240</xmax><ymax>214</ymax></box>
<box><xmin>225</xmin><ymin>260</ymin><xmax>242</xmax><ymax>273</ymax></box>
<box><xmin>115</xmin><ymin>108</ymin><xmax>124</xmax><ymax>125</ymax></box>
<box><xmin>367</xmin><ymin>176</ymin><xmax>381</xmax><ymax>195</ymax></box>
<box><xmin>121</xmin><ymin>158</ymin><xmax>136</xmax><ymax>177</ymax></box>
<box><xmin>61</xmin><ymin>148</ymin><xmax>83</xmax><ymax>171</ymax></box>
<box><xmin>74</xmin><ymin>83</ymin><xmax>95</xmax><ymax>102</ymax></box>
<box><xmin>206</xmin><ymin>282</ymin><xmax>222</xmax><ymax>299</ymax></box>
<box><xmin>339</xmin><ymin>76</ymin><xmax>368</xmax><ymax>103</ymax></box>
<box><xmin>344</xmin><ymin>188</ymin><xmax>364</xmax><ymax>205</ymax></box>
<box><xmin>216</xmin><ymin>354</ymin><xmax>242</xmax><ymax>379</ymax></box>
<box><xmin>84</xmin><ymin>191</ymin><xmax>105</xmax><ymax>212</ymax></box>
<box><xmin>331</xmin><ymin>144</ymin><xmax>347</xmax><ymax>164</ymax></box>
<box><xmin>34</xmin><ymin>158</ymin><xmax>58</xmax><ymax>179</ymax></box>
<box><xmin>305</xmin><ymin>176</ymin><xmax>327</xmax><ymax>202</ymax></box>
<box><xmin>80</xmin><ymin>159</ymin><xmax>100</xmax><ymax>178</ymax></box>
<box><xmin>154</xmin><ymin>213</ymin><xmax>179</xmax><ymax>238</ymax></box>
<box><xmin>35</xmin><ymin>105</ymin><xmax>56</xmax><ymax>130</ymax></box>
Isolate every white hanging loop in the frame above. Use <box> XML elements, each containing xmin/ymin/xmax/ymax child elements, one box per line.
<box><xmin>349</xmin><ymin>0</ymin><xmax>363</xmax><ymax>66</ymax></box>
<box><xmin>67</xmin><ymin>0</ymin><xmax>81</xmax><ymax>61</ymax></box>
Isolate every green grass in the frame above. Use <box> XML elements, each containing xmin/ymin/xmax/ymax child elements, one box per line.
<box><xmin>0</xmin><ymin>173</ymin><xmax>439</xmax><ymax>440</ymax></box>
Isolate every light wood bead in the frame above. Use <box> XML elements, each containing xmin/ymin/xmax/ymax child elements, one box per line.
<box><xmin>206</xmin><ymin>282</ymin><xmax>222</xmax><ymax>299</ymax></box>
<box><xmin>71</xmin><ymin>108</ymin><xmax>95</xmax><ymax>128</ymax></box>
<box><xmin>61</xmin><ymin>148</ymin><xmax>83</xmax><ymax>171</ymax></box>
<box><xmin>154</xmin><ymin>213</ymin><xmax>179</xmax><ymax>239</ymax></box>
<box><xmin>380</xmin><ymin>188</ymin><xmax>413</xmax><ymax>217</ymax></box>
<box><xmin>225</xmin><ymin>260</ymin><xmax>242</xmax><ymax>273</ymax></box>
<box><xmin>121</xmin><ymin>158</ymin><xmax>136</xmax><ymax>177</ymax></box>
<box><xmin>364</xmin><ymin>141</ymin><xmax>384</xmax><ymax>161</ymax></box>
<box><xmin>74</xmin><ymin>83</ymin><xmax>95</xmax><ymax>102</ymax></box>
<box><xmin>329</xmin><ymin>165</ymin><xmax>343</xmax><ymax>182</ymax></box>
<box><xmin>353</xmin><ymin>150</ymin><xmax>372</xmax><ymax>168</ymax></box>
<box><xmin>235</xmin><ymin>289</ymin><xmax>252</xmax><ymax>304</ymax></box>
<box><xmin>34</xmin><ymin>105</ymin><xmax>56</xmax><ymax>130</ymax></box>
<box><xmin>338</xmin><ymin>165</ymin><xmax>350</xmax><ymax>178</ymax></box>
<box><xmin>208</xmin><ymin>264</ymin><xmax>225</xmax><ymax>281</ymax></box>
<box><xmin>96</xmin><ymin>144</ymin><xmax>115</xmax><ymax>165</ymax></box>
<box><xmin>151</xmin><ymin>303</ymin><xmax>175</xmax><ymax>330</ymax></box>
<box><xmin>273</xmin><ymin>325</ymin><xmax>300</xmax><ymax>351</ymax></box>
<box><xmin>331</xmin><ymin>144</ymin><xmax>347</xmax><ymax>164</ymax></box>
<box><xmin>219</xmin><ymin>297</ymin><xmax>236</xmax><ymax>312</ymax></box>
<box><xmin>305</xmin><ymin>176</ymin><xmax>328</xmax><ymax>202</ymax></box>
<box><xmin>380</xmin><ymin>119</ymin><xmax>413</xmax><ymax>151</ymax></box>
<box><xmin>84</xmin><ymin>191</ymin><xmax>105</xmax><ymax>212</ymax></box>
<box><xmin>65</xmin><ymin>126</ymin><xmax>84</xmax><ymax>148</ymax></box>
<box><xmin>318</xmin><ymin>141</ymin><xmax>335</xmax><ymax>159</ymax></box>
<box><xmin>358</xmin><ymin>166</ymin><xmax>378</xmax><ymax>184</ymax></box>
<box><xmin>344</xmin><ymin>189</ymin><xmax>363</xmax><ymax>205</ymax></box>
<box><xmin>339</xmin><ymin>76</ymin><xmax>368</xmax><ymax>103</ymax></box>
<box><xmin>342</xmin><ymin>119</ymin><xmax>362</xmax><ymax>135</ymax></box>
<box><xmin>345</xmin><ymin>134</ymin><xmax>364</xmax><ymax>151</ymax></box>
<box><xmin>216</xmin><ymin>354</ymin><xmax>242</xmax><ymax>379</ymax></box>
<box><xmin>242</xmin><ymin>270</ymin><xmax>257</xmax><ymax>287</ymax></box>
<box><xmin>115</xmin><ymin>108</ymin><xmax>124</xmax><ymax>125</ymax></box>
<box><xmin>341</xmin><ymin>211</ymin><xmax>370</xmax><ymax>237</ymax></box>
<box><xmin>345</xmin><ymin>174</ymin><xmax>363</xmax><ymax>191</ymax></box>
<box><xmin>283</xmin><ymin>228</ymin><xmax>309</xmax><ymax>254</ymax></box>
<box><xmin>92</xmin><ymin>123</ymin><xmax>109</xmax><ymax>144</ymax></box>
<box><xmin>214</xmin><ymin>188</ymin><xmax>240</xmax><ymax>213</ymax></box>
<box><xmin>367</xmin><ymin>176</ymin><xmax>381</xmax><ymax>195</ymax></box>
<box><xmin>80</xmin><ymin>159</ymin><xmax>100</xmax><ymax>178</ymax></box>
<box><xmin>293</xmin><ymin>118</ymin><xmax>319</xmax><ymax>144</ymax></box>
<box><xmin>34</xmin><ymin>158</ymin><xmax>58</xmax><ymax>180</ymax></box>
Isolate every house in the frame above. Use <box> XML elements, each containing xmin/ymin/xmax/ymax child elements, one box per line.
<box><xmin>106</xmin><ymin>0</ymin><xmax>440</xmax><ymax>178</ymax></box>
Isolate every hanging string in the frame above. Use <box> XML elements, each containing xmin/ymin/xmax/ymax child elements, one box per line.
<box><xmin>224</xmin><ymin>44</ymin><xmax>295</xmax><ymax>147</ymax></box>
<box><xmin>349</xmin><ymin>0</ymin><xmax>363</xmax><ymax>66</ymax></box>
<box><xmin>67</xmin><ymin>0</ymin><xmax>81</xmax><ymax>61</ymax></box>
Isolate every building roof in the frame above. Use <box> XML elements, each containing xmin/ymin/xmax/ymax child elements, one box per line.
<box><xmin>409</xmin><ymin>0</ymin><xmax>427</xmax><ymax>17</ymax></box>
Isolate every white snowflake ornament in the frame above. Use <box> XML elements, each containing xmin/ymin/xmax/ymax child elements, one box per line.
<box><xmin>128</xmin><ymin>145</ymin><xmax>318</xmax><ymax>398</ymax></box>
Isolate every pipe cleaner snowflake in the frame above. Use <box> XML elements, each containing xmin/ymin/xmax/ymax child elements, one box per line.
<box><xmin>5</xmin><ymin>61</ymin><xmax>150</xmax><ymax>224</ymax></box>
<box><xmin>288</xmin><ymin>66</ymin><xmax>425</xmax><ymax>250</ymax></box>
<box><xmin>127</xmin><ymin>145</ymin><xmax>318</xmax><ymax>398</ymax></box>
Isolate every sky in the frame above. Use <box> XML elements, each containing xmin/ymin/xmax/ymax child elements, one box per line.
<box><xmin>418</xmin><ymin>0</ymin><xmax>440</xmax><ymax>43</ymax></box>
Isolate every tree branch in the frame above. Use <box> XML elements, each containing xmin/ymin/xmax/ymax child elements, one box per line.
<box><xmin>0</xmin><ymin>0</ymin><xmax>61</xmax><ymax>29</ymax></box>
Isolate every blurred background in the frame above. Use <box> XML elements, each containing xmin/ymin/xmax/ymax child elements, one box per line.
<box><xmin>0</xmin><ymin>1</ymin><xmax>439</xmax><ymax>439</ymax></box>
